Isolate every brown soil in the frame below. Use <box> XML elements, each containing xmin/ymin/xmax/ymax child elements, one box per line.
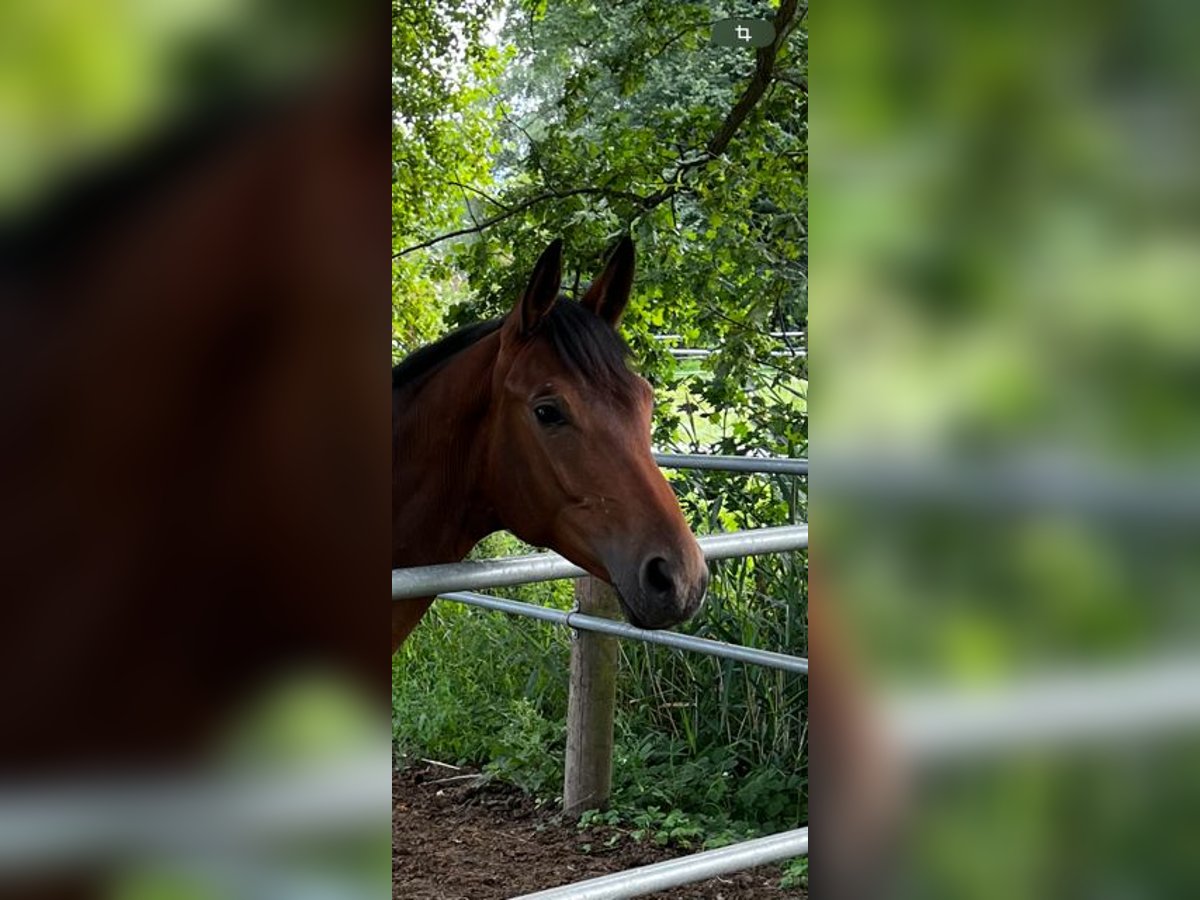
<box><xmin>393</xmin><ymin>765</ymin><xmax>807</xmax><ymax>899</ymax></box>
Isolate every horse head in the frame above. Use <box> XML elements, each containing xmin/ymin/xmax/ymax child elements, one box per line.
<box><xmin>483</xmin><ymin>238</ymin><xmax>709</xmax><ymax>629</ymax></box>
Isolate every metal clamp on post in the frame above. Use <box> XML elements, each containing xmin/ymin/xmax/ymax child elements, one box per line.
<box><xmin>565</xmin><ymin>599</ymin><xmax>581</xmax><ymax>641</ymax></box>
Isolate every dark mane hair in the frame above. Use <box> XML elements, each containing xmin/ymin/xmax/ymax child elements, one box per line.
<box><xmin>392</xmin><ymin>319</ymin><xmax>503</xmax><ymax>390</ymax></box>
<box><xmin>392</xmin><ymin>299</ymin><xmax>634</xmax><ymax>392</ymax></box>
<box><xmin>1</xmin><ymin>96</ymin><xmax>264</xmax><ymax>286</ymax></box>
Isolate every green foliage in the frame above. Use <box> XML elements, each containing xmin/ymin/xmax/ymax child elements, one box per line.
<box><xmin>580</xmin><ymin>806</ymin><xmax>708</xmax><ymax>849</ymax></box>
<box><xmin>392</xmin><ymin>0</ymin><xmax>511</xmax><ymax>349</ymax></box>
<box><xmin>428</xmin><ymin>0</ymin><xmax>808</xmax><ymax>462</ymax></box>
<box><xmin>780</xmin><ymin>856</ymin><xmax>808</xmax><ymax>889</ymax></box>
<box><xmin>483</xmin><ymin>697</ymin><xmax>566</xmax><ymax>798</ymax></box>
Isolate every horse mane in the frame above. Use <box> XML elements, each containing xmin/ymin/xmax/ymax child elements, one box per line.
<box><xmin>392</xmin><ymin>298</ymin><xmax>634</xmax><ymax>392</ymax></box>
<box><xmin>392</xmin><ymin>319</ymin><xmax>504</xmax><ymax>390</ymax></box>
<box><xmin>0</xmin><ymin>97</ymin><xmax>263</xmax><ymax>287</ymax></box>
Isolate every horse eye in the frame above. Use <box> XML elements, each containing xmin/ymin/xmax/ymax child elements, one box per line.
<box><xmin>533</xmin><ymin>403</ymin><xmax>566</xmax><ymax>427</ymax></box>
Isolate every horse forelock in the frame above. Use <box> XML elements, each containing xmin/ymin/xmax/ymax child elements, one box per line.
<box><xmin>538</xmin><ymin>298</ymin><xmax>636</xmax><ymax>396</ymax></box>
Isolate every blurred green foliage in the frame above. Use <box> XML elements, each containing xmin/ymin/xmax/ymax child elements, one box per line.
<box><xmin>816</xmin><ymin>0</ymin><xmax>1200</xmax><ymax>896</ymax></box>
<box><xmin>0</xmin><ymin>0</ymin><xmax>356</xmax><ymax>217</ymax></box>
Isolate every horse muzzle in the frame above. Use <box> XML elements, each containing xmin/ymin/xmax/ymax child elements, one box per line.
<box><xmin>613</xmin><ymin>549</ymin><xmax>709</xmax><ymax>630</ymax></box>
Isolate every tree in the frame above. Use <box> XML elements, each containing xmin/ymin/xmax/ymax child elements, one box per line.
<box><xmin>392</xmin><ymin>0</ymin><xmax>508</xmax><ymax>347</ymax></box>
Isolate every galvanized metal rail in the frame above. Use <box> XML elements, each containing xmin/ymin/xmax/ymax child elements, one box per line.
<box><xmin>0</xmin><ymin>755</ymin><xmax>388</xmax><ymax>873</ymax></box>
<box><xmin>392</xmin><ymin>524</ymin><xmax>807</xmax><ymax>600</ymax></box>
<box><xmin>440</xmin><ymin>592</ymin><xmax>808</xmax><ymax>675</ymax></box>
<box><xmin>667</xmin><ymin>348</ymin><xmax>806</xmax><ymax>359</ymax></box>
<box><xmin>654</xmin><ymin>331</ymin><xmax>806</xmax><ymax>341</ymax></box>
<box><xmin>654</xmin><ymin>453</ymin><xmax>808</xmax><ymax>476</ymax></box>
<box><xmin>510</xmin><ymin>828</ymin><xmax>809</xmax><ymax>900</ymax></box>
<box><xmin>820</xmin><ymin>453</ymin><xmax>1200</xmax><ymax>522</ymax></box>
<box><xmin>889</xmin><ymin>656</ymin><xmax>1200</xmax><ymax>762</ymax></box>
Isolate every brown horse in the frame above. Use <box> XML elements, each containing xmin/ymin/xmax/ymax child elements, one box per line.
<box><xmin>392</xmin><ymin>238</ymin><xmax>708</xmax><ymax>650</ymax></box>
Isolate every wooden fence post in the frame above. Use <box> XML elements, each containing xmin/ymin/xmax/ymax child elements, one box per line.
<box><xmin>562</xmin><ymin>576</ymin><xmax>621</xmax><ymax>818</ymax></box>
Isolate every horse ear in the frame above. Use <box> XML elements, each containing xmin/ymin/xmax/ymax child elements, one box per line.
<box><xmin>517</xmin><ymin>239</ymin><xmax>564</xmax><ymax>336</ymax></box>
<box><xmin>581</xmin><ymin>236</ymin><xmax>635</xmax><ymax>327</ymax></box>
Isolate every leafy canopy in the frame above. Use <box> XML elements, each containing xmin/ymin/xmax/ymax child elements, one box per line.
<box><xmin>393</xmin><ymin>0</ymin><xmax>807</xmax><ymax>457</ymax></box>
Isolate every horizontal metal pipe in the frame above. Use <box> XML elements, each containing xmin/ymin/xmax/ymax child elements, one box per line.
<box><xmin>655</xmin><ymin>332</ymin><xmax>806</xmax><ymax>341</ymax></box>
<box><xmin>392</xmin><ymin>525</ymin><xmax>807</xmax><ymax>600</ymax></box>
<box><xmin>0</xmin><ymin>755</ymin><xmax>388</xmax><ymax>872</ymax></box>
<box><xmin>820</xmin><ymin>452</ymin><xmax>1200</xmax><ymax>523</ymax></box>
<box><xmin>888</xmin><ymin>656</ymin><xmax>1200</xmax><ymax>763</ymax></box>
<box><xmin>654</xmin><ymin>453</ymin><xmax>808</xmax><ymax>476</ymax></box>
<box><xmin>668</xmin><ymin>349</ymin><xmax>806</xmax><ymax>359</ymax></box>
<box><xmin>510</xmin><ymin>828</ymin><xmax>808</xmax><ymax>900</ymax></box>
<box><xmin>440</xmin><ymin>592</ymin><xmax>808</xmax><ymax>675</ymax></box>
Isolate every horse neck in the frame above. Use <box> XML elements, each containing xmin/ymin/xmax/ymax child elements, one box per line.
<box><xmin>392</xmin><ymin>330</ymin><xmax>502</xmax><ymax>567</ymax></box>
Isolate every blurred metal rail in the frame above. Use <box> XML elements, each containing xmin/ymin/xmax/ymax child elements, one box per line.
<box><xmin>889</xmin><ymin>656</ymin><xmax>1200</xmax><ymax>762</ymax></box>
<box><xmin>822</xmin><ymin>453</ymin><xmax>1200</xmax><ymax>522</ymax></box>
<box><xmin>510</xmin><ymin>828</ymin><xmax>808</xmax><ymax>899</ymax></box>
<box><xmin>440</xmin><ymin>592</ymin><xmax>808</xmax><ymax>674</ymax></box>
<box><xmin>0</xmin><ymin>755</ymin><xmax>387</xmax><ymax>873</ymax></box>
<box><xmin>392</xmin><ymin>525</ymin><xmax>807</xmax><ymax>600</ymax></box>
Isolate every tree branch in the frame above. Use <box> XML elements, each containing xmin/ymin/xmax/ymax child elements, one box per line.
<box><xmin>394</xmin><ymin>187</ymin><xmax>642</xmax><ymax>258</ymax></box>
<box><xmin>775</xmin><ymin>73</ymin><xmax>808</xmax><ymax>93</ymax></box>
<box><xmin>646</xmin><ymin>19</ymin><xmax>718</xmax><ymax>64</ymax></box>
<box><xmin>639</xmin><ymin>0</ymin><xmax>799</xmax><ymax>210</ymax></box>
<box><xmin>395</xmin><ymin>0</ymin><xmax>801</xmax><ymax>257</ymax></box>
<box><xmin>458</xmin><ymin>185</ymin><xmax>483</xmax><ymax>231</ymax></box>
<box><xmin>449</xmin><ymin>180</ymin><xmax>511</xmax><ymax>211</ymax></box>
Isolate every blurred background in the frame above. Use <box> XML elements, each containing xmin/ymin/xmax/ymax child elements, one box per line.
<box><xmin>814</xmin><ymin>0</ymin><xmax>1200</xmax><ymax>897</ymax></box>
<box><xmin>0</xmin><ymin>1</ymin><xmax>390</xmax><ymax>898</ymax></box>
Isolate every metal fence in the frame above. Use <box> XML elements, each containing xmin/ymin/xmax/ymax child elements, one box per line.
<box><xmin>654</xmin><ymin>332</ymin><xmax>807</xmax><ymax>361</ymax></box>
<box><xmin>653</xmin><ymin>452</ymin><xmax>808</xmax><ymax>476</ymax></box>
<box><xmin>667</xmin><ymin>348</ymin><xmax>806</xmax><ymax>359</ymax></box>
<box><xmin>392</xmin><ymin>523</ymin><xmax>807</xmax><ymax>599</ymax></box>
<box><xmin>512</xmin><ymin>828</ymin><xmax>809</xmax><ymax>900</ymax></box>
<box><xmin>440</xmin><ymin>592</ymin><xmax>808</xmax><ymax>674</ymax></box>
<box><xmin>394</xmin><ymin>453</ymin><xmax>809</xmax><ymax>899</ymax></box>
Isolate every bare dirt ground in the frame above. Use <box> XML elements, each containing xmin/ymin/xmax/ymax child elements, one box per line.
<box><xmin>393</xmin><ymin>765</ymin><xmax>807</xmax><ymax>899</ymax></box>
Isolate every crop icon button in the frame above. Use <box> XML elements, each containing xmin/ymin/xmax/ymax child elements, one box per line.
<box><xmin>711</xmin><ymin>18</ymin><xmax>776</xmax><ymax>49</ymax></box>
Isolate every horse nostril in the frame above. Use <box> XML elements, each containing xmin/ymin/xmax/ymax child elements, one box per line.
<box><xmin>641</xmin><ymin>556</ymin><xmax>674</xmax><ymax>597</ymax></box>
